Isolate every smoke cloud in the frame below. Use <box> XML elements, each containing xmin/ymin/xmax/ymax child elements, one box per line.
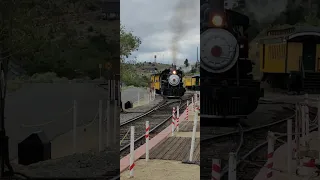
<box><xmin>245</xmin><ymin>0</ymin><xmax>301</xmax><ymax>23</ymax></box>
<box><xmin>170</xmin><ymin>0</ymin><xmax>198</xmax><ymax>65</ymax></box>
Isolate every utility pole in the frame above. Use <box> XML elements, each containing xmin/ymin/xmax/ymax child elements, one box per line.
<box><xmin>197</xmin><ymin>46</ymin><xmax>199</xmax><ymax>64</ymax></box>
<box><xmin>209</xmin><ymin>0</ymin><xmax>224</xmax><ymax>10</ymax></box>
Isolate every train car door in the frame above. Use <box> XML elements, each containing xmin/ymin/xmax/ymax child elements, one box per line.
<box><xmin>316</xmin><ymin>44</ymin><xmax>320</xmax><ymax>72</ymax></box>
<box><xmin>302</xmin><ymin>42</ymin><xmax>316</xmax><ymax>72</ymax></box>
<box><xmin>195</xmin><ymin>76</ymin><xmax>199</xmax><ymax>86</ymax></box>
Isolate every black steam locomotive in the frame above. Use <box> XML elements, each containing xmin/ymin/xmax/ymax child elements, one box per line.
<box><xmin>153</xmin><ymin>65</ymin><xmax>186</xmax><ymax>98</ymax></box>
<box><xmin>200</xmin><ymin>1</ymin><xmax>264</xmax><ymax>125</ymax></box>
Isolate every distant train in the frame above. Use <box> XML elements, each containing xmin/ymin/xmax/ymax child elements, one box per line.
<box><xmin>183</xmin><ymin>74</ymin><xmax>200</xmax><ymax>91</ymax></box>
<box><xmin>150</xmin><ymin>65</ymin><xmax>186</xmax><ymax>98</ymax></box>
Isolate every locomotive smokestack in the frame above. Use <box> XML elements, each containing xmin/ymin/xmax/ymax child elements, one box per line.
<box><xmin>173</xmin><ymin>64</ymin><xmax>177</xmax><ymax>70</ymax></box>
<box><xmin>209</xmin><ymin>0</ymin><xmax>224</xmax><ymax>10</ymax></box>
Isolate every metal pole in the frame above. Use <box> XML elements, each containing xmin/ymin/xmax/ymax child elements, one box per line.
<box><xmin>228</xmin><ymin>152</ymin><xmax>237</xmax><ymax>180</ymax></box>
<box><xmin>106</xmin><ymin>99</ymin><xmax>111</xmax><ymax>147</ymax></box>
<box><xmin>301</xmin><ymin>105</ymin><xmax>306</xmax><ymax>146</ymax></box>
<box><xmin>113</xmin><ymin>100</ymin><xmax>117</xmax><ymax>145</ymax></box>
<box><xmin>305</xmin><ymin>105</ymin><xmax>309</xmax><ymax>137</ymax></box>
<box><xmin>287</xmin><ymin>118</ymin><xmax>293</xmax><ymax>177</ymax></box>
<box><xmin>73</xmin><ymin>100</ymin><xmax>77</xmax><ymax>153</ymax></box>
<box><xmin>98</xmin><ymin>100</ymin><xmax>103</xmax><ymax>152</ymax></box>
<box><xmin>267</xmin><ymin>131</ymin><xmax>275</xmax><ymax>179</ymax></box>
<box><xmin>99</xmin><ymin>64</ymin><xmax>102</xmax><ymax>79</ymax></box>
<box><xmin>189</xmin><ymin>109</ymin><xmax>198</xmax><ymax>162</ymax></box>
<box><xmin>318</xmin><ymin>97</ymin><xmax>320</xmax><ymax>140</ymax></box>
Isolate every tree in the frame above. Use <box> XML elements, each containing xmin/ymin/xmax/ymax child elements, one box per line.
<box><xmin>184</xmin><ymin>59</ymin><xmax>189</xmax><ymax>67</ymax></box>
<box><xmin>120</xmin><ymin>24</ymin><xmax>141</xmax><ymax>62</ymax></box>
<box><xmin>120</xmin><ymin>24</ymin><xmax>146</xmax><ymax>86</ymax></box>
<box><xmin>190</xmin><ymin>65</ymin><xmax>197</xmax><ymax>73</ymax></box>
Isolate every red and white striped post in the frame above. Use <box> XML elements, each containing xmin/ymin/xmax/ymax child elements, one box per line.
<box><xmin>185</xmin><ymin>103</ymin><xmax>189</xmax><ymax>121</ymax></box>
<box><xmin>129</xmin><ymin>126</ymin><xmax>135</xmax><ymax>177</ymax></box>
<box><xmin>305</xmin><ymin>105</ymin><xmax>309</xmax><ymax>138</ymax></box>
<box><xmin>266</xmin><ymin>131</ymin><xmax>275</xmax><ymax>179</ymax></box>
<box><xmin>145</xmin><ymin>121</ymin><xmax>150</xmax><ymax>162</ymax></box>
<box><xmin>212</xmin><ymin>159</ymin><xmax>221</xmax><ymax>180</ymax></box>
<box><xmin>304</xmin><ymin>94</ymin><xmax>309</xmax><ymax>137</ymax></box>
<box><xmin>301</xmin><ymin>105</ymin><xmax>306</xmax><ymax>146</ymax></box>
<box><xmin>176</xmin><ymin>106</ymin><xmax>180</xmax><ymax>132</ymax></box>
<box><xmin>172</xmin><ymin>107</ymin><xmax>176</xmax><ymax>136</ymax></box>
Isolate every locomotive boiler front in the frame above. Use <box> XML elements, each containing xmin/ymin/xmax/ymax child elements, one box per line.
<box><xmin>200</xmin><ymin>28</ymin><xmax>239</xmax><ymax>73</ymax></box>
<box><xmin>168</xmin><ymin>74</ymin><xmax>180</xmax><ymax>86</ymax></box>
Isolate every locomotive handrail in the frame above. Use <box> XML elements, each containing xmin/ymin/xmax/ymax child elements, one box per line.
<box><xmin>299</xmin><ymin>56</ymin><xmax>305</xmax><ymax>79</ymax></box>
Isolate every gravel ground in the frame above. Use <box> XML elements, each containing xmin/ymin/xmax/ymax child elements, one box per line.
<box><xmin>120</xmin><ymin>95</ymin><xmax>163</xmax><ymax>123</ymax></box>
<box><xmin>12</xmin><ymin>148</ymin><xmax>119</xmax><ymax>178</ymax></box>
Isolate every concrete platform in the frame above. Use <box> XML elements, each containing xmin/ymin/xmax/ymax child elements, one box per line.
<box><xmin>141</xmin><ymin>137</ymin><xmax>200</xmax><ymax>162</ymax></box>
<box><xmin>119</xmin><ymin>101</ymin><xmax>199</xmax><ymax>173</ymax></box>
<box><xmin>120</xmin><ymin>159</ymin><xmax>199</xmax><ymax>180</ymax></box>
<box><xmin>179</xmin><ymin>121</ymin><xmax>200</xmax><ymax>132</ymax></box>
<box><xmin>254</xmin><ymin>131</ymin><xmax>320</xmax><ymax>180</ymax></box>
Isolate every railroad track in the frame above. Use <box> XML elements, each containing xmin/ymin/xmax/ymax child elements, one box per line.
<box><xmin>120</xmin><ymin>94</ymin><xmax>192</xmax><ymax>157</ymax></box>
<box><xmin>200</xmin><ymin>99</ymin><xmax>318</xmax><ymax>180</ymax></box>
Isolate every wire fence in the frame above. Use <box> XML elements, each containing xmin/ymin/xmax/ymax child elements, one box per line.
<box><xmin>124</xmin><ymin>88</ymin><xmax>156</xmax><ymax>108</ymax></box>
<box><xmin>16</xmin><ymin>79</ymin><xmax>122</xmax><ymax>159</ymax></box>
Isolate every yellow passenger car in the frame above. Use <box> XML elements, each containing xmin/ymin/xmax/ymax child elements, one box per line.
<box><xmin>183</xmin><ymin>75</ymin><xmax>200</xmax><ymax>90</ymax></box>
<box><xmin>259</xmin><ymin>25</ymin><xmax>320</xmax><ymax>90</ymax></box>
<box><xmin>150</xmin><ymin>73</ymin><xmax>161</xmax><ymax>93</ymax></box>
<box><xmin>191</xmin><ymin>74</ymin><xmax>200</xmax><ymax>90</ymax></box>
<box><xmin>183</xmin><ymin>76</ymin><xmax>193</xmax><ymax>89</ymax></box>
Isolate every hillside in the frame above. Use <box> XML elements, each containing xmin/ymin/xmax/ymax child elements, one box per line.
<box><xmin>1</xmin><ymin>0</ymin><xmax>119</xmax><ymax>80</ymax></box>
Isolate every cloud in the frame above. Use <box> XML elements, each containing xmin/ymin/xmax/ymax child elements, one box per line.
<box><xmin>120</xmin><ymin>0</ymin><xmax>199</xmax><ymax>65</ymax></box>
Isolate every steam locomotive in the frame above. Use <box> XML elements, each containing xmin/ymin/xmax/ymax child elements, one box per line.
<box><xmin>150</xmin><ymin>65</ymin><xmax>186</xmax><ymax>98</ymax></box>
<box><xmin>200</xmin><ymin>1</ymin><xmax>264</xmax><ymax>125</ymax></box>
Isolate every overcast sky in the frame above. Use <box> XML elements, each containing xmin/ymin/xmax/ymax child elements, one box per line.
<box><xmin>120</xmin><ymin>0</ymin><xmax>199</xmax><ymax>66</ymax></box>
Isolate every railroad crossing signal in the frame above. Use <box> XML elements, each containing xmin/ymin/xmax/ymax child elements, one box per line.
<box><xmin>105</xmin><ymin>62</ymin><xmax>112</xmax><ymax>70</ymax></box>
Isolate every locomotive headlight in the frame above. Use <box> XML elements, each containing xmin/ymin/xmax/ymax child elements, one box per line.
<box><xmin>172</xmin><ymin>70</ymin><xmax>176</xmax><ymax>75</ymax></box>
<box><xmin>212</xmin><ymin>15</ymin><xmax>223</xmax><ymax>27</ymax></box>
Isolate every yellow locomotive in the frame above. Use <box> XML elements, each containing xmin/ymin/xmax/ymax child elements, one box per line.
<box><xmin>183</xmin><ymin>74</ymin><xmax>200</xmax><ymax>90</ymax></box>
<box><xmin>258</xmin><ymin>25</ymin><xmax>320</xmax><ymax>92</ymax></box>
